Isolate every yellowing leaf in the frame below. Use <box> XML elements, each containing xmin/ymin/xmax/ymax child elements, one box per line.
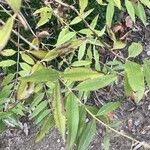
<box><xmin>78</xmin><ymin>120</ymin><xmax>96</xmax><ymax>150</ymax></box>
<box><xmin>96</xmin><ymin>101</ymin><xmax>121</xmax><ymax>116</ymax></box>
<box><xmin>21</xmin><ymin>53</ymin><xmax>35</xmax><ymax>65</ymax></box>
<box><xmin>52</xmin><ymin>82</ymin><xmax>66</xmax><ymax>140</ymax></box>
<box><xmin>6</xmin><ymin>0</ymin><xmax>22</xmax><ymax>13</ymax></box>
<box><xmin>76</xmin><ymin>74</ymin><xmax>117</xmax><ymax>91</ymax></box>
<box><xmin>63</xmin><ymin>67</ymin><xmax>102</xmax><ymax>81</ymax></box>
<box><xmin>66</xmin><ymin>93</ymin><xmax>79</xmax><ymax>149</ymax></box>
<box><xmin>128</xmin><ymin>42</ymin><xmax>143</xmax><ymax>58</ymax></box>
<box><xmin>125</xmin><ymin>61</ymin><xmax>144</xmax><ymax>102</ymax></box>
<box><xmin>29</xmin><ymin>50</ymin><xmax>48</xmax><ymax>59</ymax></box>
<box><xmin>79</xmin><ymin>0</ymin><xmax>88</xmax><ymax>13</ymax></box>
<box><xmin>0</xmin><ymin>16</ymin><xmax>14</xmax><ymax>51</ymax></box>
<box><xmin>0</xmin><ymin>60</ymin><xmax>16</xmax><ymax>67</ymax></box>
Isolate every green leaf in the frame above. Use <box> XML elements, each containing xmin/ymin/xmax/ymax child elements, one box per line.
<box><xmin>124</xmin><ymin>73</ymin><xmax>133</xmax><ymax>96</ymax></box>
<box><xmin>70</xmin><ymin>9</ymin><xmax>94</xmax><ymax>25</ymax></box>
<box><xmin>140</xmin><ymin>0</ymin><xmax>150</xmax><ymax>9</ymax></box>
<box><xmin>106</xmin><ymin>0</ymin><xmax>114</xmax><ymax>27</ymax></box>
<box><xmin>0</xmin><ymin>16</ymin><xmax>14</xmax><ymax>50</ymax></box>
<box><xmin>35</xmin><ymin>116</ymin><xmax>54</xmax><ymax>143</ymax></box>
<box><xmin>90</xmin><ymin>15</ymin><xmax>99</xmax><ymax>29</ymax></box>
<box><xmin>0</xmin><ymin>120</ymin><xmax>6</xmax><ymax>133</ymax></box>
<box><xmin>53</xmin><ymin>82</ymin><xmax>66</xmax><ymax>140</ymax></box>
<box><xmin>21</xmin><ymin>53</ymin><xmax>35</xmax><ymax>65</ymax></box>
<box><xmin>78</xmin><ymin>120</ymin><xmax>96</xmax><ymax>150</ymax></box>
<box><xmin>76</xmin><ymin>74</ymin><xmax>117</xmax><ymax>91</ymax></box>
<box><xmin>0</xmin><ymin>49</ymin><xmax>16</xmax><ymax>56</ymax></box>
<box><xmin>113</xmin><ymin>41</ymin><xmax>126</xmax><ymax>50</ymax></box>
<box><xmin>22</xmin><ymin>68</ymin><xmax>59</xmax><ymax>83</ymax></box>
<box><xmin>6</xmin><ymin>0</ymin><xmax>22</xmax><ymax>13</ymax></box>
<box><xmin>137</xmin><ymin>2</ymin><xmax>147</xmax><ymax>26</ymax></box>
<box><xmin>128</xmin><ymin>42</ymin><xmax>143</xmax><ymax>58</ymax></box>
<box><xmin>63</xmin><ymin>67</ymin><xmax>102</xmax><ymax>81</ymax></box>
<box><xmin>79</xmin><ymin>0</ymin><xmax>88</xmax><ymax>13</ymax></box>
<box><xmin>125</xmin><ymin>0</ymin><xmax>135</xmax><ymax>22</ymax></box>
<box><xmin>103</xmin><ymin>133</ymin><xmax>110</xmax><ymax>150</ymax></box>
<box><xmin>34</xmin><ymin>7</ymin><xmax>53</xmax><ymax>28</ymax></box>
<box><xmin>144</xmin><ymin>60</ymin><xmax>150</xmax><ymax>88</ymax></box>
<box><xmin>66</xmin><ymin>93</ymin><xmax>79</xmax><ymax>149</ymax></box>
<box><xmin>0</xmin><ymin>60</ymin><xmax>16</xmax><ymax>67</ymax></box>
<box><xmin>71</xmin><ymin>60</ymin><xmax>91</xmax><ymax>67</ymax></box>
<box><xmin>29</xmin><ymin>50</ymin><xmax>48</xmax><ymax>59</ymax></box>
<box><xmin>113</xmin><ymin>0</ymin><xmax>121</xmax><ymax>9</ymax></box>
<box><xmin>31</xmin><ymin>93</ymin><xmax>45</xmax><ymax>107</ymax></box>
<box><xmin>1</xmin><ymin>73</ymin><xmax>14</xmax><ymax>86</ymax></box>
<box><xmin>125</xmin><ymin>61</ymin><xmax>144</xmax><ymax>102</ymax></box>
<box><xmin>96</xmin><ymin>101</ymin><xmax>121</xmax><ymax>116</ymax></box>
<box><xmin>78</xmin><ymin>43</ymin><xmax>86</xmax><ymax>60</ymax></box>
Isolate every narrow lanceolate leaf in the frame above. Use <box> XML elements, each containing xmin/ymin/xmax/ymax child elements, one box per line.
<box><xmin>71</xmin><ymin>60</ymin><xmax>91</xmax><ymax>67</ymax></box>
<box><xmin>144</xmin><ymin>60</ymin><xmax>150</xmax><ymax>88</ymax></box>
<box><xmin>70</xmin><ymin>9</ymin><xmax>94</xmax><ymax>25</ymax></box>
<box><xmin>66</xmin><ymin>93</ymin><xmax>79</xmax><ymax>149</ymax></box>
<box><xmin>76</xmin><ymin>74</ymin><xmax>117</xmax><ymax>91</ymax></box>
<box><xmin>6</xmin><ymin>0</ymin><xmax>22</xmax><ymax>13</ymax></box>
<box><xmin>113</xmin><ymin>0</ymin><xmax>121</xmax><ymax>9</ymax></box>
<box><xmin>128</xmin><ymin>42</ymin><xmax>143</xmax><ymax>58</ymax></box>
<box><xmin>125</xmin><ymin>0</ymin><xmax>135</xmax><ymax>22</ymax></box>
<box><xmin>125</xmin><ymin>61</ymin><xmax>144</xmax><ymax>102</ymax></box>
<box><xmin>63</xmin><ymin>68</ymin><xmax>102</xmax><ymax>81</ymax></box>
<box><xmin>106</xmin><ymin>0</ymin><xmax>114</xmax><ymax>27</ymax></box>
<box><xmin>79</xmin><ymin>0</ymin><xmax>88</xmax><ymax>13</ymax></box>
<box><xmin>0</xmin><ymin>16</ymin><xmax>14</xmax><ymax>51</ymax></box>
<box><xmin>0</xmin><ymin>60</ymin><xmax>16</xmax><ymax>67</ymax></box>
<box><xmin>22</xmin><ymin>68</ymin><xmax>59</xmax><ymax>83</ymax></box>
<box><xmin>137</xmin><ymin>2</ymin><xmax>147</xmax><ymax>26</ymax></box>
<box><xmin>53</xmin><ymin>82</ymin><xmax>66</xmax><ymax>140</ymax></box>
<box><xmin>140</xmin><ymin>0</ymin><xmax>150</xmax><ymax>9</ymax></box>
<box><xmin>96</xmin><ymin>101</ymin><xmax>121</xmax><ymax>116</ymax></box>
<box><xmin>78</xmin><ymin>120</ymin><xmax>96</xmax><ymax>150</ymax></box>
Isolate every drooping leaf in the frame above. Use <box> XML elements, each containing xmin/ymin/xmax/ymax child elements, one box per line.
<box><xmin>96</xmin><ymin>101</ymin><xmax>121</xmax><ymax>116</ymax></box>
<box><xmin>128</xmin><ymin>42</ymin><xmax>143</xmax><ymax>58</ymax></box>
<box><xmin>70</xmin><ymin>9</ymin><xmax>94</xmax><ymax>25</ymax></box>
<box><xmin>66</xmin><ymin>93</ymin><xmax>79</xmax><ymax>149</ymax></box>
<box><xmin>79</xmin><ymin>0</ymin><xmax>88</xmax><ymax>13</ymax></box>
<box><xmin>76</xmin><ymin>74</ymin><xmax>117</xmax><ymax>91</ymax></box>
<box><xmin>63</xmin><ymin>67</ymin><xmax>102</xmax><ymax>81</ymax></box>
<box><xmin>125</xmin><ymin>0</ymin><xmax>135</xmax><ymax>22</ymax></box>
<box><xmin>6</xmin><ymin>0</ymin><xmax>22</xmax><ymax>13</ymax></box>
<box><xmin>106</xmin><ymin>0</ymin><xmax>114</xmax><ymax>27</ymax></box>
<box><xmin>22</xmin><ymin>68</ymin><xmax>59</xmax><ymax>83</ymax></box>
<box><xmin>0</xmin><ymin>16</ymin><xmax>14</xmax><ymax>51</ymax></box>
<box><xmin>0</xmin><ymin>60</ymin><xmax>16</xmax><ymax>67</ymax></box>
<box><xmin>52</xmin><ymin>82</ymin><xmax>66</xmax><ymax>140</ymax></box>
<box><xmin>125</xmin><ymin>61</ymin><xmax>144</xmax><ymax>102</ymax></box>
<box><xmin>78</xmin><ymin>120</ymin><xmax>96</xmax><ymax>150</ymax></box>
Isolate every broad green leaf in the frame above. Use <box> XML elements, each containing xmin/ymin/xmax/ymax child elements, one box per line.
<box><xmin>66</xmin><ymin>93</ymin><xmax>79</xmax><ymax>149</ymax></box>
<box><xmin>71</xmin><ymin>60</ymin><xmax>91</xmax><ymax>67</ymax></box>
<box><xmin>63</xmin><ymin>67</ymin><xmax>102</xmax><ymax>81</ymax></box>
<box><xmin>70</xmin><ymin>9</ymin><xmax>94</xmax><ymax>25</ymax></box>
<box><xmin>0</xmin><ymin>60</ymin><xmax>16</xmax><ymax>67</ymax></box>
<box><xmin>106</xmin><ymin>0</ymin><xmax>114</xmax><ymax>27</ymax></box>
<box><xmin>78</xmin><ymin>120</ymin><xmax>96</xmax><ymax>150</ymax></box>
<box><xmin>144</xmin><ymin>60</ymin><xmax>150</xmax><ymax>88</ymax></box>
<box><xmin>128</xmin><ymin>42</ymin><xmax>143</xmax><ymax>58</ymax></box>
<box><xmin>35</xmin><ymin>116</ymin><xmax>54</xmax><ymax>143</ymax></box>
<box><xmin>140</xmin><ymin>0</ymin><xmax>150</xmax><ymax>9</ymax></box>
<box><xmin>137</xmin><ymin>2</ymin><xmax>147</xmax><ymax>26</ymax></box>
<box><xmin>125</xmin><ymin>0</ymin><xmax>135</xmax><ymax>22</ymax></box>
<box><xmin>0</xmin><ymin>49</ymin><xmax>16</xmax><ymax>56</ymax></box>
<box><xmin>21</xmin><ymin>53</ymin><xmax>35</xmax><ymax>65</ymax></box>
<box><xmin>53</xmin><ymin>82</ymin><xmax>66</xmax><ymax>140</ymax></box>
<box><xmin>55</xmin><ymin>32</ymin><xmax>76</xmax><ymax>47</ymax></box>
<box><xmin>113</xmin><ymin>0</ymin><xmax>121</xmax><ymax>9</ymax></box>
<box><xmin>34</xmin><ymin>7</ymin><xmax>53</xmax><ymax>28</ymax></box>
<box><xmin>0</xmin><ymin>16</ymin><xmax>14</xmax><ymax>50</ymax></box>
<box><xmin>78</xmin><ymin>43</ymin><xmax>86</xmax><ymax>60</ymax></box>
<box><xmin>96</xmin><ymin>101</ymin><xmax>121</xmax><ymax>116</ymax></box>
<box><xmin>22</xmin><ymin>68</ymin><xmax>59</xmax><ymax>83</ymax></box>
<box><xmin>125</xmin><ymin>61</ymin><xmax>144</xmax><ymax>102</ymax></box>
<box><xmin>6</xmin><ymin>0</ymin><xmax>22</xmax><ymax>13</ymax></box>
<box><xmin>79</xmin><ymin>0</ymin><xmax>88</xmax><ymax>13</ymax></box>
<box><xmin>76</xmin><ymin>74</ymin><xmax>117</xmax><ymax>91</ymax></box>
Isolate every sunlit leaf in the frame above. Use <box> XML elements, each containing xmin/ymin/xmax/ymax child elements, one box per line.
<box><xmin>0</xmin><ymin>60</ymin><xmax>16</xmax><ymax>67</ymax></box>
<box><xmin>0</xmin><ymin>49</ymin><xmax>16</xmax><ymax>56</ymax></box>
<box><xmin>79</xmin><ymin>0</ymin><xmax>88</xmax><ymax>13</ymax></box>
<box><xmin>21</xmin><ymin>53</ymin><xmax>35</xmax><ymax>65</ymax></box>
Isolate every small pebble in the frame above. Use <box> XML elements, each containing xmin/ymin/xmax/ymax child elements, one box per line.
<box><xmin>57</xmin><ymin>139</ymin><xmax>60</xmax><ymax>143</ymax></box>
<box><xmin>147</xmin><ymin>51</ymin><xmax>150</xmax><ymax>56</ymax></box>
